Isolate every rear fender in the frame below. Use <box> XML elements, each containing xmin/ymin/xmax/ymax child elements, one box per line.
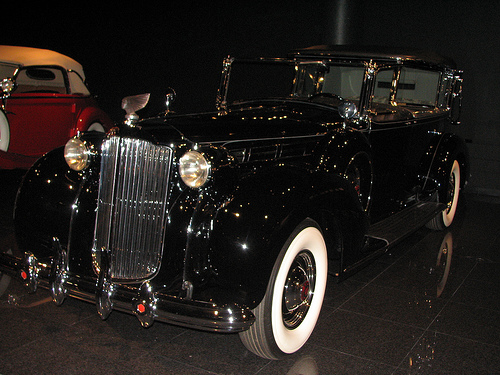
<box><xmin>421</xmin><ymin>133</ymin><xmax>469</xmax><ymax>199</ymax></box>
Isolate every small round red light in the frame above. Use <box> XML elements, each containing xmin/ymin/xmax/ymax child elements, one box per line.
<box><xmin>21</xmin><ymin>270</ymin><xmax>28</xmax><ymax>280</ymax></box>
<box><xmin>137</xmin><ymin>303</ymin><xmax>146</xmax><ymax>314</ymax></box>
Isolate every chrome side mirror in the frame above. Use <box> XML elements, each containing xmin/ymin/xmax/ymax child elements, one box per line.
<box><xmin>338</xmin><ymin>100</ymin><xmax>358</xmax><ymax>120</ymax></box>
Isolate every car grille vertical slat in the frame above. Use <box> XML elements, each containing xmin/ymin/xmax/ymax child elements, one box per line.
<box><xmin>93</xmin><ymin>137</ymin><xmax>172</xmax><ymax>281</ymax></box>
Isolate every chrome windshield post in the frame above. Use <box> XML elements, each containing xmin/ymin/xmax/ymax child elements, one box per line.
<box><xmin>216</xmin><ymin>56</ymin><xmax>234</xmax><ymax>115</ymax></box>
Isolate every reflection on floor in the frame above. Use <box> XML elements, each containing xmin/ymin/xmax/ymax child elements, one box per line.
<box><xmin>1</xmin><ymin>169</ymin><xmax>499</xmax><ymax>374</ymax></box>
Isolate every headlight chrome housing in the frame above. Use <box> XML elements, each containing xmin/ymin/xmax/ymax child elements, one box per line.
<box><xmin>1</xmin><ymin>78</ymin><xmax>15</xmax><ymax>99</ymax></box>
<box><xmin>64</xmin><ymin>138</ymin><xmax>91</xmax><ymax>171</ymax></box>
<box><xmin>179</xmin><ymin>150</ymin><xmax>210</xmax><ymax>188</ymax></box>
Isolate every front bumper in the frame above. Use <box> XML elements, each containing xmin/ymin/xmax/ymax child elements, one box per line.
<box><xmin>0</xmin><ymin>250</ymin><xmax>255</xmax><ymax>333</ymax></box>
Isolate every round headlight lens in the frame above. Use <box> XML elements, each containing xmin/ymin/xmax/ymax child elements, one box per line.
<box><xmin>64</xmin><ymin>138</ymin><xmax>90</xmax><ymax>171</ymax></box>
<box><xmin>179</xmin><ymin>151</ymin><xmax>210</xmax><ymax>188</ymax></box>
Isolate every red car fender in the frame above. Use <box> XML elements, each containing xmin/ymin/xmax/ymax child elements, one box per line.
<box><xmin>71</xmin><ymin>106</ymin><xmax>113</xmax><ymax>137</ymax></box>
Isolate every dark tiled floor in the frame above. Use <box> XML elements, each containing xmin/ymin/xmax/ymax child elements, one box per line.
<box><xmin>1</xmin><ymin>169</ymin><xmax>499</xmax><ymax>374</ymax></box>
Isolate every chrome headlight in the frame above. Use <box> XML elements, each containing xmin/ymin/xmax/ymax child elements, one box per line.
<box><xmin>1</xmin><ymin>78</ymin><xmax>15</xmax><ymax>98</ymax></box>
<box><xmin>179</xmin><ymin>150</ymin><xmax>210</xmax><ymax>188</ymax></box>
<box><xmin>64</xmin><ymin>138</ymin><xmax>90</xmax><ymax>171</ymax></box>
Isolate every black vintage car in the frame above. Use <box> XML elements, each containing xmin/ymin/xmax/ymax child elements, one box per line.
<box><xmin>0</xmin><ymin>46</ymin><xmax>468</xmax><ymax>359</ymax></box>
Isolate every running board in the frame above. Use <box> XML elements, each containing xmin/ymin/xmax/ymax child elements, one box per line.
<box><xmin>367</xmin><ymin>201</ymin><xmax>444</xmax><ymax>246</ymax></box>
<box><xmin>339</xmin><ymin>201</ymin><xmax>444</xmax><ymax>279</ymax></box>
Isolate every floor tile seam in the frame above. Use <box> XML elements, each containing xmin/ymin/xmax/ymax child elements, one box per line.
<box><xmin>165</xmin><ymin>328</ymin><xmax>190</xmax><ymax>343</ymax></box>
<box><xmin>445</xmin><ymin>260</ymin><xmax>481</xmax><ymax>306</ymax></box>
<box><xmin>422</xmin><ymin>329</ymin><xmax>500</xmax><ymax>350</ymax></box>
<box><xmin>423</xmin><ymin>259</ymin><xmax>477</xmax><ymax>326</ymax></box>
<box><xmin>308</xmin><ymin>343</ymin><xmax>400</xmax><ymax>371</ymax></box>
<box><xmin>357</xmin><ymin>280</ymin><xmax>455</xmax><ymax>302</ymax></box>
<box><xmin>145</xmin><ymin>352</ymin><xmax>221</xmax><ymax>375</ymax></box>
<box><xmin>0</xmin><ymin>333</ymin><xmax>46</xmax><ymax>358</ymax></box>
<box><xmin>333</xmin><ymin>250</ymin><xmax>448</xmax><ymax>312</ymax></box>
<box><xmin>394</xmin><ymin>323</ymin><xmax>431</xmax><ymax>372</ymax></box>
<box><xmin>456</xmin><ymin>253</ymin><xmax>500</xmax><ymax>265</ymax></box>
<box><xmin>254</xmin><ymin>360</ymin><xmax>277</xmax><ymax>375</ymax></box>
<box><xmin>67</xmin><ymin>312</ymin><xmax>102</xmax><ymax>328</ymax></box>
<box><xmin>335</xmin><ymin>307</ymin><xmax>429</xmax><ymax>332</ymax></box>
<box><xmin>334</xmin><ymin>261</ymin><xmax>397</xmax><ymax>311</ymax></box>
<box><xmin>443</xmin><ymin>298</ymin><xmax>500</xmax><ymax>313</ymax></box>
<box><xmin>4</xmin><ymin>302</ymin><xmax>96</xmax><ymax>329</ymax></box>
<box><xmin>394</xmin><ymin>260</ymin><xmax>480</xmax><ymax>370</ymax></box>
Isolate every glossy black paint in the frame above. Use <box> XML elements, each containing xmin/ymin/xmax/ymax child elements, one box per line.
<box><xmin>4</xmin><ymin>46</ymin><xmax>468</xmax><ymax>333</ymax></box>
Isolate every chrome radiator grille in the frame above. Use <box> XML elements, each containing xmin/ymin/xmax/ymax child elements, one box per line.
<box><xmin>92</xmin><ymin>137</ymin><xmax>173</xmax><ymax>280</ymax></box>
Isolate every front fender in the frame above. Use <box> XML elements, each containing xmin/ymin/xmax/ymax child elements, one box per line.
<box><xmin>184</xmin><ymin>164</ymin><xmax>367</xmax><ymax>309</ymax></box>
<box><xmin>14</xmin><ymin>131</ymin><xmax>105</xmax><ymax>275</ymax></box>
<box><xmin>14</xmin><ymin>147</ymin><xmax>82</xmax><ymax>259</ymax></box>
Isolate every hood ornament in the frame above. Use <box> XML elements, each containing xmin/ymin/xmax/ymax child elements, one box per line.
<box><xmin>122</xmin><ymin>93</ymin><xmax>150</xmax><ymax>127</ymax></box>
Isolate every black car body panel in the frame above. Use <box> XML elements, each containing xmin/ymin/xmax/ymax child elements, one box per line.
<box><xmin>1</xmin><ymin>45</ymin><xmax>468</xmax><ymax>358</ymax></box>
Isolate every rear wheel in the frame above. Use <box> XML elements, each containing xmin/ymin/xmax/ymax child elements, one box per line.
<box><xmin>427</xmin><ymin>160</ymin><xmax>460</xmax><ymax>230</ymax></box>
<box><xmin>239</xmin><ymin>219</ymin><xmax>328</xmax><ymax>359</ymax></box>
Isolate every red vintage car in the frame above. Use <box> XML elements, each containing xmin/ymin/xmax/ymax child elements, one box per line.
<box><xmin>0</xmin><ymin>45</ymin><xmax>113</xmax><ymax>169</ymax></box>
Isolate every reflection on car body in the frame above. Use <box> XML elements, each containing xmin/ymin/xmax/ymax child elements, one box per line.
<box><xmin>0</xmin><ymin>45</ymin><xmax>468</xmax><ymax>359</ymax></box>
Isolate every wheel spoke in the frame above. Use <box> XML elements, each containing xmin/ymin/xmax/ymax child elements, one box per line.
<box><xmin>282</xmin><ymin>250</ymin><xmax>316</xmax><ymax>329</ymax></box>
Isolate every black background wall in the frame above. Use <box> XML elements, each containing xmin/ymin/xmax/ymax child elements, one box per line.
<box><xmin>3</xmin><ymin>1</ymin><xmax>499</xmax><ymax>195</ymax></box>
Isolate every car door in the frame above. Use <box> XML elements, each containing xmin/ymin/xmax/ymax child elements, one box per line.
<box><xmin>366</xmin><ymin>66</ymin><xmax>442</xmax><ymax>222</ymax></box>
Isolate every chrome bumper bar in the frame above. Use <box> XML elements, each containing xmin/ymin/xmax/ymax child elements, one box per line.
<box><xmin>0</xmin><ymin>251</ymin><xmax>255</xmax><ymax>333</ymax></box>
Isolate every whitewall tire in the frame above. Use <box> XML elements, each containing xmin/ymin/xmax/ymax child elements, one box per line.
<box><xmin>240</xmin><ymin>219</ymin><xmax>328</xmax><ymax>359</ymax></box>
<box><xmin>87</xmin><ymin>122</ymin><xmax>105</xmax><ymax>132</ymax></box>
<box><xmin>428</xmin><ymin>160</ymin><xmax>461</xmax><ymax>230</ymax></box>
<box><xmin>0</xmin><ymin>110</ymin><xmax>10</xmax><ymax>152</ymax></box>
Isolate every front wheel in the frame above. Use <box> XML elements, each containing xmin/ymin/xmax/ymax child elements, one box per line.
<box><xmin>239</xmin><ymin>219</ymin><xmax>328</xmax><ymax>359</ymax></box>
<box><xmin>427</xmin><ymin>160</ymin><xmax>461</xmax><ymax>230</ymax></box>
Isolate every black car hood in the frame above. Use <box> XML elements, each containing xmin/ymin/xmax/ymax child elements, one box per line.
<box><xmin>138</xmin><ymin>100</ymin><xmax>345</xmax><ymax>146</ymax></box>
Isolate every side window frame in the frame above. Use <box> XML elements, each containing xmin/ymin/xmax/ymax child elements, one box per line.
<box><xmin>394</xmin><ymin>67</ymin><xmax>441</xmax><ymax>107</ymax></box>
<box><xmin>13</xmin><ymin>65</ymin><xmax>70</xmax><ymax>95</ymax></box>
<box><xmin>371</xmin><ymin>66</ymin><xmax>398</xmax><ymax>106</ymax></box>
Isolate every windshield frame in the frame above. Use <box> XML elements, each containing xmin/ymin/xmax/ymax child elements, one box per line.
<box><xmin>216</xmin><ymin>56</ymin><xmax>369</xmax><ymax>114</ymax></box>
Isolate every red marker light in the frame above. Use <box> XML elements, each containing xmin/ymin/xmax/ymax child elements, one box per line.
<box><xmin>137</xmin><ymin>303</ymin><xmax>146</xmax><ymax>314</ymax></box>
<box><xmin>21</xmin><ymin>270</ymin><xmax>28</xmax><ymax>280</ymax></box>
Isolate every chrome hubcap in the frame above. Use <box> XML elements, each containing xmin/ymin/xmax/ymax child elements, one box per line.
<box><xmin>282</xmin><ymin>250</ymin><xmax>316</xmax><ymax>329</ymax></box>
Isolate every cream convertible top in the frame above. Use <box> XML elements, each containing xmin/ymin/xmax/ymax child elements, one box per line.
<box><xmin>0</xmin><ymin>45</ymin><xmax>89</xmax><ymax>95</ymax></box>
